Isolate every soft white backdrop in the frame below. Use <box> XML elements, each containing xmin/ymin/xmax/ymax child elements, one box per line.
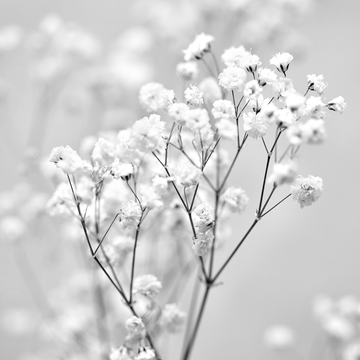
<box><xmin>0</xmin><ymin>0</ymin><xmax>359</xmax><ymax>359</ymax></box>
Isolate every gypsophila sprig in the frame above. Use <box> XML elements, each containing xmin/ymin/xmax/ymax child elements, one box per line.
<box><xmin>291</xmin><ymin>175</ymin><xmax>324</xmax><ymax>208</ymax></box>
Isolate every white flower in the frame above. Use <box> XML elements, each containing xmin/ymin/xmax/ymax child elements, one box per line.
<box><xmin>219</xmin><ymin>66</ymin><xmax>247</xmax><ymax>92</ymax></box>
<box><xmin>125</xmin><ymin>316</ymin><xmax>146</xmax><ymax>339</ymax></box>
<box><xmin>0</xmin><ymin>216</ymin><xmax>26</xmax><ymax>242</ymax></box>
<box><xmin>313</xmin><ymin>295</ymin><xmax>335</xmax><ymax>320</ymax></box>
<box><xmin>270</xmin><ymin>52</ymin><xmax>294</xmax><ymax>74</ymax></box>
<box><xmin>285</xmin><ymin>92</ymin><xmax>305</xmax><ymax>114</ymax></box>
<box><xmin>302</xmin><ymin>119</ymin><xmax>327</xmax><ymax>144</ymax></box>
<box><xmin>183</xmin><ymin>33</ymin><xmax>214</xmax><ymax>61</ymax></box>
<box><xmin>272</xmin><ymin>78</ymin><xmax>296</xmax><ymax>101</ymax></box>
<box><xmin>138</xmin><ymin>185</ymin><xmax>163</xmax><ymax>209</ymax></box>
<box><xmin>222</xmin><ymin>187</ymin><xmax>249</xmax><ymax>213</ymax></box>
<box><xmin>103</xmin><ymin>235</ymin><xmax>134</xmax><ymax>267</ymax></box>
<box><xmin>322</xmin><ymin>314</ymin><xmax>354</xmax><ymax>341</ymax></box>
<box><xmin>135</xmin><ymin>347</ymin><xmax>156</xmax><ymax>360</ymax></box>
<box><xmin>244</xmin><ymin>80</ymin><xmax>263</xmax><ymax>101</ymax></box>
<box><xmin>46</xmin><ymin>183</ymin><xmax>74</xmax><ymax>216</ymax></box>
<box><xmin>176</xmin><ymin>61</ymin><xmax>199</xmax><ymax>81</ymax></box>
<box><xmin>109</xmin><ymin>346</ymin><xmax>133</xmax><ymax>360</ymax></box>
<box><xmin>110</xmin><ymin>159</ymin><xmax>133</xmax><ymax>180</ymax></box>
<box><xmin>307</xmin><ymin>74</ymin><xmax>327</xmax><ymax>95</ymax></box>
<box><xmin>193</xmin><ymin>203</ymin><xmax>215</xmax><ymax>233</ymax></box>
<box><xmin>193</xmin><ymin>123</ymin><xmax>215</xmax><ymax>152</ymax></box>
<box><xmin>160</xmin><ymin>303</ymin><xmax>186</xmax><ymax>333</ymax></box>
<box><xmin>133</xmin><ymin>274</ymin><xmax>162</xmax><ymax>298</ymax></box>
<box><xmin>211</xmin><ymin>99</ymin><xmax>235</xmax><ymax>119</ymax></box>
<box><xmin>199</xmin><ymin>77</ymin><xmax>222</xmax><ymax>104</ymax></box>
<box><xmin>131</xmin><ymin>114</ymin><xmax>166</xmax><ymax>152</ymax></box>
<box><xmin>291</xmin><ymin>175</ymin><xmax>323</xmax><ymax>208</ymax></box>
<box><xmin>268</xmin><ymin>162</ymin><xmax>298</xmax><ymax>186</ymax></box>
<box><xmin>243</xmin><ymin>112</ymin><xmax>268</xmax><ymax>139</ymax></box>
<box><xmin>119</xmin><ymin>201</ymin><xmax>142</xmax><ymax>229</ymax></box>
<box><xmin>168</xmin><ymin>102</ymin><xmax>190</xmax><ymax>125</ymax></box>
<box><xmin>92</xmin><ymin>138</ymin><xmax>116</xmax><ymax>167</ymax></box>
<box><xmin>264</xmin><ymin>325</ymin><xmax>295</xmax><ymax>350</ymax></box>
<box><xmin>192</xmin><ymin>231</ymin><xmax>214</xmax><ymax>256</ymax></box>
<box><xmin>327</xmin><ymin>96</ymin><xmax>347</xmax><ymax>114</ymax></box>
<box><xmin>49</xmin><ymin>145</ymin><xmax>83</xmax><ymax>174</ymax></box>
<box><xmin>0</xmin><ymin>25</ymin><xmax>22</xmax><ymax>53</ymax></box>
<box><xmin>258</xmin><ymin>68</ymin><xmax>277</xmax><ymax>86</ymax></box>
<box><xmin>242</xmin><ymin>53</ymin><xmax>262</xmax><ymax>73</ymax></box>
<box><xmin>173</xmin><ymin>163</ymin><xmax>202</xmax><ymax>187</ymax></box>
<box><xmin>305</xmin><ymin>96</ymin><xmax>326</xmax><ymax>119</ymax></box>
<box><xmin>221</xmin><ymin>45</ymin><xmax>250</xmax><ymax>68</ymax></box>
<box><xmin>184</xmin><ymin>85</ymin><xmax>204</xmax><ymax>106</ymax></box>
<box><xmin>139</xmin><ymin>82</ymin><xmax>175</xmax><ymax>112</ymax></box>
<box><xmin>184</xmin><ymin>108</ymin><xmax>210</xmax><ymax>130</ymax></box>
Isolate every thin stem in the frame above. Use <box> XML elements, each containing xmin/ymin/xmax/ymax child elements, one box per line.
<box><xmin>201</xmin><ymin>58</ymin><xmax>217</xmax><ymax>79</ymax></box>
<box><xmin>210</xmin><ymin>49</ymin><xmax>221</xmax><ymax>76</ymax></box>
<box><xmin>182</xmin><ymin>286</ymin><xmax>210</xmax><ymax>360</ymax></box>
<box><xmin>261</xmin><ymin>194</ymin><xmax>291</xmax><ymax>218</ymax></box>
<box><xmin>93</xmin><ymin>213</ymin><xmax>120</xmax><ymax>256</ymax></box>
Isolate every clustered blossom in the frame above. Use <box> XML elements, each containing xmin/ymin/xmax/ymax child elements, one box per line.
<box><xmin>132</xmin><ymin>274</ymin><xmax>162</xmax><ymax>298</ymax></box>
<box><xmin>110</xmin><ymin>159</ymin><xmax>133</xmax><ymax>180</ymax></box>
<box><xmin>243</xmin><ymin>112</ymin><xmax>268</xmax><ymax>139</ymax></box>
<box><xmin>307</xmin><ymin>74</ymin><xmax>327</xmax><ymax>95</ymax></box>
<box><xmin>119</xmin><ymin>201</ymin><xmax>142</xmax><ymax>230</ymax></box>
<box><xmin>258</xmin><ymin>67</ymin><xmax>277</xmax><ymax>86</ymax></box>
<box><xmin>327</xmin><ymin>96</ymin><xmax>347</xmax><ymax>113</ymax></box>
<box><xmin>244</xmin><ymin>79</ymin><xmax>263</xmax><ymax>101</ymax></box>
<box><xmin>219</xmin><ymin>66</ymin><xmax>247</xmax><ymax>91</ymax></box>
<box><xmin>215</xmin><ymin>118</ymin><xmax>237</xmax><ymax>141</ymax></box>
<box><xmin>173</xmin><ymin>163</ymin><xmax>202</xmax><ymax>187</ymax></box>
<box><xmin>176</xmin><ymin>61</ymin><xmax>199</xmax><ymax>81</ymax></box>
<box><xmin>183</xmin><ymin>33</ymin><xmax>214</xmax><ymax>61</ymax></box>
<box><xmin>160</xmin><ymin>303</ymin><xmax>186</xmax><ymax>333</ymax></box>
<box><xmin>305</xmin><ymin>96</ymin><xmax>326</xmax><ymax>119</ymax></box>
<box><xmin>167</xmin><ymin>102</ymin><xmax>190</xmax><ymax>125</ymax></box>
<box><xmin>291</xmin><ymin>175</ymin><xmax>324</xmax><ymax>208</ymax></box>
<box><xmin>193</xmin><ymin>203</ymin><xmax>214</xmax><ymax>233</ymax></box>
<box><xmin>138</xmin><ymin>82</ymin><xmax>175</xmax><ymax>112</ymax></box>
<box><xmin>125</xmin><ymin>316</ymin><xmax>146</xmax><ymax>340</ymax></box>
<box><xmin>211</xmin><ymin>99</ymin><xmax>235</xmax><ymax>119</ymax></box>
<box><xmin>184</xmin><ymin>85</ymin><xmax>204</xmax><ymax>106</ymax></box>
<box><xmin>268</xmin><ymin>162</ymin><xmax>298</xmax><ymax>186</ymax></box>
<box><xmin>131</xmin><ymin>114</ymin><xmax>166</xmax><ymax>152</ymax></box>
<box><xmin>221</xmin><ymin>187</ymin><xmax>249</xmax><ymax>213</ymax></box>
<box><xmin>49</xmin><ymin>145</ymin><xmax>86</xmax><ymax>174</ymax></box>
<box><xmin>270</xmin><ymin>52</ymin><xmax>294</xmax><ymax>74</ymax></box>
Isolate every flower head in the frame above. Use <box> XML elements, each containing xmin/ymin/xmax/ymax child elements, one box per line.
<box><xmin>160</xmin><ymin>304</ymin><xmax>186</xmax><ymax>333</ymax></box>
<box><xmin>133</xmin><ymin>274</ymin><xmax>162</xmax><ymax>298</ymax></box>
<box><xmin>49</xmin><ymin>145</ymin><xmax>83</xmax><ymax>174</ymax></box>
<box><xmin>327</xmin><ymin>96</ymin><xmax>347</xmax><ymax>114</ymax></box>
<box><xmin>211</xmin><ymin>99</ymin><xmax>235</xmax><ymax>120</ymax></box>
<box><xmin>268</xmin><ymin>162</ymin><xmax>298</xmax><ymax>186</ymax></box>
<box><xmin>264</xmin><ymin>325</ymin><xmax>295</xmax><ymax>350</ymax></box>
<box><xmin>184</xmin><ymin>85</ymin><xmax>203</xmax><ymax>106</ymax></box>
<box><xmin>291</xmin><ymin>175</ymin><xmax>323</xmax><ymax>208</ymax></box>
<box><xmin>243</xmin><ymin>112</ymin><xmax>268</xmax><ymax>139</ymax></box>
<box><xmin>119</xmin><ymin>201</ymin><xmax>142</xmax><ymax>230</ymax></box>
<box><xmin>176</xmin><ymin>61</ymin><xmax>199</xmax><ymax>81</ymax></box>
<box><xmin>270</xmin><ymin>52</ymin><xmax>294</xmax><ymax>74</ymax></box>
<box><xmin>219</xmin><ymin>66</ymin><xmax>247</xmax><ymax>92</ymax></box>
<box><xmin>307</xmin><ymin>74</ymin><xmax>328</xmax><ymax>95</ymax></box>
<box><xmin>139</xmin><ymin>82</ymin><xmax>175</xmax><ymax>112</ymax></box>
<box><xmin>183</xmin><ymin>33</ymin><xmax>214</xmax><ymax>61</ymax></box>
<box><xmin>221</xmin><ymin>187</ymin><xmax>249</xmax><ymax>213</ymax></box>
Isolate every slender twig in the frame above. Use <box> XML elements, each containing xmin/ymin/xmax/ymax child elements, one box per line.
<box><xmin>93</xmin><ymin>213</ymin><xmax>120</xmax><ymax>256</ymax></box>
<box><xmin>261</xmin><ymin>194</ymin><xmax>291</xmax><ymax>218</ymax></box>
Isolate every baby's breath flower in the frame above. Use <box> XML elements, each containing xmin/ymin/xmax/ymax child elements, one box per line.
<box><xmin>138</xmin><ymin>185</ymin><xmax>163</xmax><ymax>209</ymax></box>
<box><xmin>219</xmin><ymin>66</ymin><xmax>247</xmax><ymax>92</ymax></box>
<box><xmin>242</xmin><ymin>53</ymin><xmax>262</xmax><ymax>73</ymax></box>
<box><xmin>274</xmin><ymin>108</ymin><xmax>296</xmax><ymax>127</ymax></box>
<box><xmin>139</xmin><ymin>82</ymin><xmax>175</xmax><ymax>112</ymax></box>
<box><xmin>193</xmin><ymin>123</ymin><xmax>215</xmax><ymax>152</ymax></box>
<box><xmin>184</xmin><ymin>85</ymin><xmax>204</xmax><ymax>106</ymax></box>
<box><xmin>260</xmin><ymin>102</ymin><xmax>278</xmax><ymax>124</ymax></box>
<box><xmin>131</xmin><ymin>114</ymin><xmax>166</xmax><ymax>152</ymax></box>
<box><xmin>160</xmin><ymin>303</ymin><xmax>186</xmax><ymax>333</ymax></box>
<box><xmin>133</xmin><ymin>274</ymin><xmax>162</xmax><ymax>298</ymax></box>
<box><xmin>258</xmin><ymin>67</ymin><xmax>277</xmax><ymax>86</ymax></box>
<box><xmin>199</xmin><ymin>77</ymin><xmax>222</xmax><ymax>104</ymax></box>
<box><xmin>152</xmin><ymin>175</ymin><xmax>171</xmax><ymax>195</ymax></box>
<box><xmin>222</xmin><ymin>187</ymin><xmax>249</xmax><ymax>213</ymax></box>
<box><xmin>211</xmin><ymin>99</ymin><xmax>235</xmax><ymax>119</ymax></box>
<box><xmin>285</xmin><ymin>92</ymin><xmax>305</xmax><ymax>114</ymax></box>
<box><xmin>192</xmin><ymin>231</ymin><xmax>214</xmax><ymax>256</ymax></box>
<box><xmin>103</xmin><ymin>235</ymin><xmax>134</xmax><ymax>267</ymax></box>
<box><xmin>243</xmin><ymin>112</ymin><xmax>268</xmax><ymax>139</ymax></box>
<box><xmin>327</xmin><ymin>96</ymin><xmax>347</xmax><ymax>114</ymax></box>
<box><xmin>244</xmin><ymin>79</ymin><xmax>263</xmax><ymax>101</ymax></box>
<box><xmin>272</xmin><ymin>78</ymin><xmax>296</xmax><ymax>101</ymax></box>
<box><xmin>49</xmin><ymin>145</ymin><xmax>83</xmax><ymax>175</ymax></box>
<box><xmin>176</xmin><ymin>61</ymin><xmax>199</xmax><ymax>81</ymax></box>
<box><xmin>221</xmin><ymin>45</ymin><xmax>250</xmax><ymax>68</ymax></box>
<box><xmin>270</xmin><ymin>52</ymin><xmax>294</xmax><ymax>75</ymax></box>
<box><xmin>135</xmin><ymin>347</ymin><xmax>156</xmax><ymax>360</ymax></box>
<box><xmin>322</xmin><ymin>314</ymin><xmax>354</xmax><ymax>341</ymax></box>
<box><xmin>183</xmin><ymin>33</ymin><xmax>214</xmax><ymax>61</ymax></box>
<box><xmin>307</xmin><ymin>74</ymin><xmax>328</xmax><ymax>95</ymax></box>
<box><xmin>168</xmin><ymin>102</ymin><xmax>190</xmax><ymax>125</ymax></box>
<box><xmin>125</xmin><ymin>316</ymin><xmax>146</xmax><ymax>339</ymax></box>
<box><xmin>268</xmin><ymin>162</ymin><xmax>297</xmax><ymax>186</ymax></box>
<box><xmin>0</xmin><ymin>216</ymin><xmax>26</xmax><ymax>242</ymax></box>
<box><xmin>264</xmin><ymin>325</ymin><xmax>295</xmax><ymax>350</ymax></box>
<box><xmin>305</xmin><ymin>96</ymin><xmax>326</xmax><ymax>119</ymax></box>
<box><xmin>46</xmin><ymin>183</ymin><xmax>74</xmax><ymax>216</ymax></box>
<box><xmin>92</xmin><ymin>137</ymin><xmax>116</xmax><ymax>167</ymax></box>
<box><xmin>291</xmin><ymin>175</ymin><xmax>323</xmax><ymax>208</ymax></box>
<box><xmin>286</xmin><ymin>123</ymin><xmax>304</xmax><ymax>145</ymax></box>
<box><xmin>193</xmin><ymin>203</ymin><xmax>215</xmax><ymax>233</ymax></box>
<box><xmin>302</xmin><ymin>119</ymin><xmax>327</xmax><ymax>144</ymax></box>
<box><xmin>75</xmin><ymin>177</ymin><xmax>94</xmax><ymax>205</ymax></box>
<box><xmin>109</xmin><ymin>346</ymin><xmax>133</xmax><ymax>360</ymax></box>
<box><xmin>215</xmin><ymin>118</ymin><xmax>237</xmax><ymax>141</ymax></box>
<box><xmin>184</xmin><ymin>108</ymin><xmax>210</xmax><ymax>130</ymax></box>
<box><xmin>110</xmin><ymin>159</ymin><xmax>133</xmax><ymax>181</ymax></box>
<box><xmin>173</xmin><ymin>163</ymin><xmax>202</xmax><ymax>187</ymax></box>
<box><xmin>119</xmin><ymin>201</ymin><xmax>142</xmax><ymax>230</ymax></box>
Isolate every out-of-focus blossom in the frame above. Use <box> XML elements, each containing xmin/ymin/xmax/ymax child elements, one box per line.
<box><xmin>160</xmin><ymin>303</ymin><xmax>186</xmax><ymax>333</ymax></box>
<box><xmin>305</xmin><ymin>96</ymin><xmax>326</xmax><ymax>119</ymax></box>
<box><xmin>199</xmin><ymin>77</ymin><xmax>222</xmax><ymax>104</ymax></box>
<box><xmin>184</xmin><ymin>85</ymin><xmax>203</xmax><ymax>106</ymax></box>
<box><xmin>176</xmin><ymin>61</ymin><xmax>199</xmax><ymax>81</ymax></box>
<box><xmin>0</xmin><ymin>25</ymin><xmax>22</xmax><ymax>53</ymax></box>
<box><xmin>327</xmin><ymin>96</ymin><xmax>347</xmax><ymax>114</ymax></box>
<box><xmin>110</xmin><ymin>159</ymin><xmax>133</xmax><ymax>181</ymax></box>
<box><xmin>221</xmin><ymin>187</ymin><xmax>249</xmax><ymax>213</ymax></box>
<box><xmin>307</xmin><ymin>74</ymin><xmax>327</xmax><ymax>95</ymax></box>
<box><xmin>244</xmin><ymin>79</ymin><xmax>263</xmax><ymax>101</ymax></box>
<box><xmin>168</xmin><ymin>103</ymin><xmax>190</xmax><ymax>125</ymax></box>
<box><xmin>0</xmin><ymin>216</ymin><xmax>26</xmax><ymax>242</ymax></box>
<box><xmin>258</xmin><ymin>68</ymin><xmax>277</xmax><ymax>86</ymax></box>
<box><xmin>268</xmin><ymin>162</ymin><xmax>298</xmax><ymax>186</ymax></box>
<box><xmin>133</xmin><ymin>274</ymin><xmax>162</xmax><ymax>298</ymax></box>
<box><xmin>263</xmin><ymin>325</ymin><xmax>295</xmax><ymax>350</ymax></box>
<box><xmin>172</xmin><ymin>163</ymin><xmax>202</xmax><ymax>187</ymax></box>
<box><xmin>139</xmin><ymin>82</ymin><xmax>175</xmax><ymax>112</ymax></box>
<box><xmin>212</xmin><ymin>99</ymin><xmax>235</xmax><ymax>120</ymax></box>
<box><xmin>183</xmin><ymin>33</ymin><xmax>214</xmax><ymax>61</ymax></box>
<box><xmin>125</xmin><ymin>316</ymin><xmax>146</xmax><ymax>339</ymax></box>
